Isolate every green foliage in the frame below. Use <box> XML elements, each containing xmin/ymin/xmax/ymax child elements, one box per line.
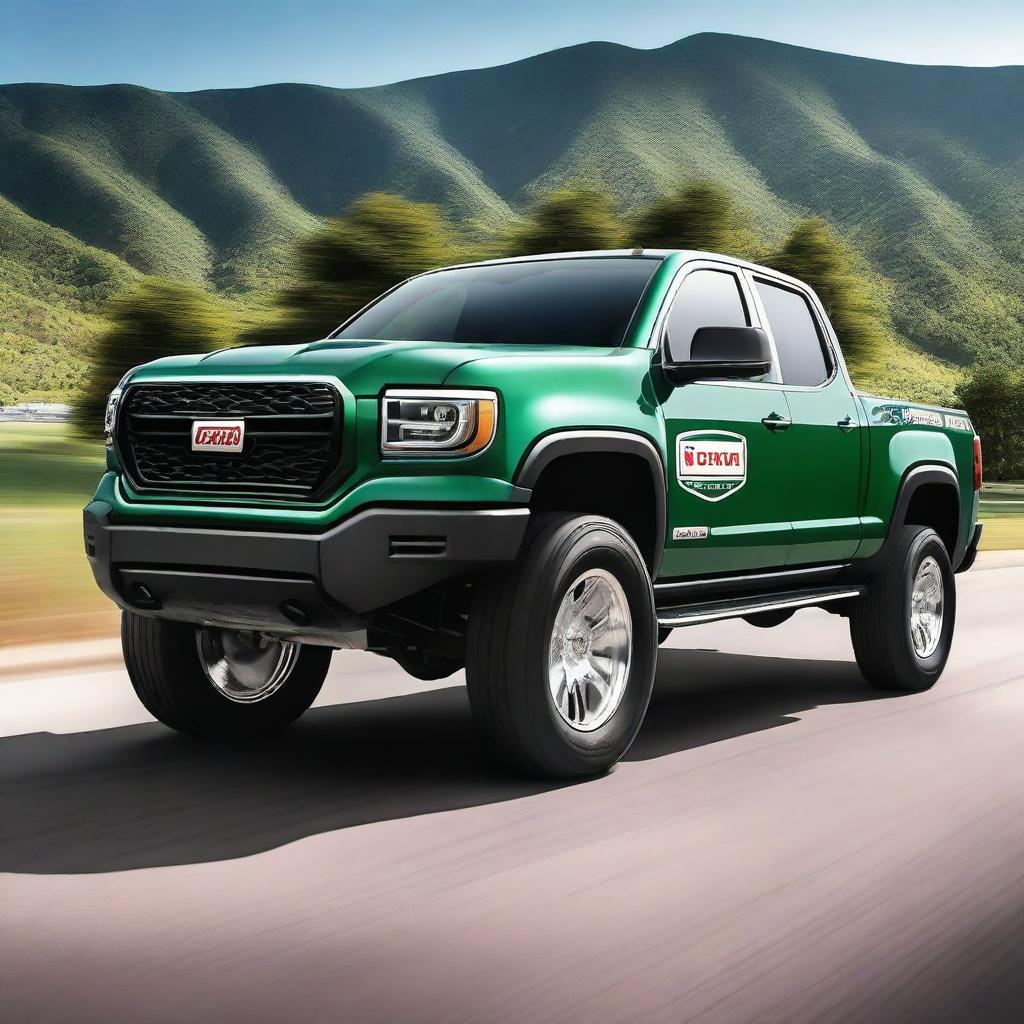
<box><xmin>954</xmin><ymin>364</ymin><xmax>1024</xmax><ymax>481</ymax></box>
<box><xmin>502</xmin><ymin>186</ymin><xmax>623</xmax><ymax>256</ymax></box>
<box><xmin>72</xmin><ymin>278</ymin><xmax>235</xmax><ymax>437</ymax></box>
<box><xmin>769</xmin><ymin>218</ymin><xmax>890</xmax><ymax>380</ymax></box>
<box><xmin>245</xmin><ymin>193</ymin><xmax>459</xmax><ymax>344</ymax></box>
<box><xmin>630</xmin><ymin>181</ymin><xmax>762</xmax><ymax>260</ymax></box>
<box><xmin>855</xmin><ymin>342</ymin><xmax>958</xmax><ymax>408</ymax></box>
<box><xmin>0</xmin><ymin>196</ymin><xmax>137</xmax><ymax>403</ymax></box>
<box><xmin>5</xmin><ymin>34</ymin><xmax>1024</xmax><ymax>405</ymax></box>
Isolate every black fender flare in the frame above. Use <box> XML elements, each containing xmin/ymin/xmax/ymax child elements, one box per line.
<box><xmin>514</xmin><ymin>429</ymin><xmax>667</xmax><ymax>577</ymax></box>
<box><xmin>852</xmin><ymin>463</ymin><xmax>961</xmax><ymax>578</ymax></box>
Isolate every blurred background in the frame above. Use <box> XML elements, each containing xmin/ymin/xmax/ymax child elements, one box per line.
<box><xmin>3</xmin><ymin>2</ymin><xmax>1024</xmax><ymax>648</ymax></box>
<box><xmin>5</xmin><ymin>10</ymin><xmax>1024</xmax><ymax>1023</ymax></box>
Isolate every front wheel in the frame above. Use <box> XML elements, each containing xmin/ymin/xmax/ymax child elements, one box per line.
<box><xmin>850</xmin><ymin>525</ymin><xmax>955</xmax><ymax>692</ymax></box>
<box><xmin>122</xmin><ymin>612</ymin><xmax>331</xmax><ymax>739</ymax></box>
<box><xmin>465</xmin><ymin>515</ymin><xmax>657</xmax><ymax>779</ymax></box>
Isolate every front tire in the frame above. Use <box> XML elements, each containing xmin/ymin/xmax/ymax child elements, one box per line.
<box><xmin>122</xmin><ymin>612</ymin><xmax>331</xmax><ymax>739</ymax></box>
<box><xmin>465</xmin><ymin>515</ymin><xmax>657</xmax><ymax>779</ymax></box>
<box><xmin>850</xmin><ymin>525</ymin><xmax>955</xmax><ymax>692</ymax></box>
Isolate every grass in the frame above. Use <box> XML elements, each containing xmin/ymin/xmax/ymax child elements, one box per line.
<box><xmin>1</xmin><ymin>422</ymin><xmax>1020</xmax><ymax>648</ymax></box>
<box><xmin>0</xmin><ymin>423</ymin><xmax>116</xmax><ymax>645</ymax></box>
<box><xmin>0</xmin><ymin>421</ymin><xmax>106</xmax><ymax>504</ymax></box>
<box><xmin>0</xmin><ymin>506</ymin><xmax>119</xmax><ymax>646</ymax></box>
<box><xmin>978</xmin><ymin>481</ymin><xmax>1024</xmax><ymax>550</ymax></box>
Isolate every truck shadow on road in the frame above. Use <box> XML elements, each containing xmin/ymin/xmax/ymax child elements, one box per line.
<box><xmin>1</xmin><ymin>649</ymin><xmax>881</xmax><ymax>874</ymax></box>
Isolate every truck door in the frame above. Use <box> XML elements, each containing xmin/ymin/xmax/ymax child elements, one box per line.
<box><xmin>657</xmin><ymin>263</ymin><xmax>794</xmax><ymax>578</ymax></box>
<box><xmin>748</xmin><ymin>274</ymin><xmax>863</xmax><ymax>564</ymax></box>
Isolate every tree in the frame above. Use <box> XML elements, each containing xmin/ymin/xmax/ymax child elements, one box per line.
<box><xmin>769</xmin><ymin>217</ymin><xmax>889</xmax><ymax>379</ymax></box>
<box><xmin>631</xmin><ymin>180</ymin><xmax>761</xmax><ymax>259</ymax></box>
<box><xmin>954</xmin><ymin>363</ymin><xmax>1024</xmax><ymax>480</ymax></box>
<box><xmin>73</xmin><ymin>278</ymin><xmax>234</xmax><ymax>437</ymax></box>
<box><xmin>503</xmin><ymin>185</ymin><xmax>623</xmax><ymax>256</ymax></box>
<box><xmin>246</xmin><ymin>193</ymin><xmax>457</xmax><ymax>344</ymax></box>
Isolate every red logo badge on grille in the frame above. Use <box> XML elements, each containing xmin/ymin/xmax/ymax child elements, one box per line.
<box><xmin>191</xmin><ymin>420</ymin><xmax>244</xmax><ymax>453</ymax></box>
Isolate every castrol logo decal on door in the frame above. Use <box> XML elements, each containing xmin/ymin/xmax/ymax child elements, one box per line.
<box><xmin>676</xmin><ymin>430</ymin><xmax>746</xmax><ymax>502</ymax></box>
<box><xmin>191</xmin><ymin>420</ymin><xmax>245</xmax><ymax>453</ymax></box>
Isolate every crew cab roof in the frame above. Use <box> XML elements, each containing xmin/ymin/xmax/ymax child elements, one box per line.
<box><xmin>447</xmin><ymin>249</ymin><xmax>802</xmax><ymax>286</ymax></box>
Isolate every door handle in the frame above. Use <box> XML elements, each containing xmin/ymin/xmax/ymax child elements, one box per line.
<box><xmin>761</xmin><ymin>413</ymin><xmax>792</xmax><ymax>432</ymax></box>
<box><xmin>837</xmin><ymin>416</ymin><xmax>858</xmax><ymax>433</ymax></box>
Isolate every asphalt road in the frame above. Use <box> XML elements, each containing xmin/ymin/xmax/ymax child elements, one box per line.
<box><xmin>3</xmin><ymin>553</ymin><xmax>1024</xmax><ymax>1023</ymax></box>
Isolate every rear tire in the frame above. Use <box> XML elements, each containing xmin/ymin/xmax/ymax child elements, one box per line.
<box><xmin>122</xmin><ymin>612</ymin><xmax>331</xmax><ymax>739</ymax></box>
<box><xmin>465</xmin><ymin>515</ymin><xmax>657</xmax><ymax>779</ymax></box>
<box><xmin>850</xmin><ymin>526</ymin><xmax>955</xmax><ymax>692</ymax></box>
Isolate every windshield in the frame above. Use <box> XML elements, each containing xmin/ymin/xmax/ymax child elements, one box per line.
<box><xmin>333</xmin><ymin>257</ymin><xmax>661</xmax><ymax>346</ymax></box>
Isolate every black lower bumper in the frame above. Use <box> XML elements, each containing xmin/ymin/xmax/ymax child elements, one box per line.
<box><xmin>956</xmin><ymin>521</ymin><xmax>983</xmax><ymax>573</ymax></box>
<box><xmin>84</xmin><ymin>503</ymin><xmax>530</xmax><ymax>641</ymax></box>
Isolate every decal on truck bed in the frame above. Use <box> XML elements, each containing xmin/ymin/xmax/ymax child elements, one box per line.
<box><xmin>902</xmin><ymin>408</ymin><xmax>944</xmax><ymax>427</ymax></box>
<box><xmin>869</xmin><ymin>402</ymin><xmax>964</xmax><ymax>430</ymax></box>
<box><xmin>676</xmin><ymin>430</ymin><xmax>747</xmax><ymax>502</ymax></box>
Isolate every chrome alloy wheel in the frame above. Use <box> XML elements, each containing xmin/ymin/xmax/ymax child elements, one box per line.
<box><xmin>547</xmin><ymin>569</ymin><xmax>632</xmax><ymax>732</ymax></box>
<box><xmin>910</xmin><ymin>555</ymin><xmax>944</xmax><ymax>658</ymax></box>
<box><xmin>196</xmin><ymin>628</ymin><xmax>300</xmax><ymax>703</ymax></box>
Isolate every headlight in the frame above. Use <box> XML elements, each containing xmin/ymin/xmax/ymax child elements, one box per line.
<box><xmin>103</xmin><ymin>387</ymin><xmax>123</xmax><ymax>448</ymax></box>
<box><xmin>380</xmin><ymin>389</ymin><xmax>497</xmax><ymax>457</ymax></box>
<box><xmin>104</xmin><ymin>368</ymin><xmax>139</xmax><ymax>447</ymax></box>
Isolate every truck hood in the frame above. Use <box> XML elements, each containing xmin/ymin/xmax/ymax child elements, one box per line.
<box><xmin>132</xmin><ymin>338</ymin><xmax>618</xmax><ymax>395</ymax></box>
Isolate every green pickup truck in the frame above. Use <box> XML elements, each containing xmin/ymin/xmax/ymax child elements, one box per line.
<box><xmin>85</xmin><ymin>250</ymin><xmax>983</xmax><ymax>778</ymax></box>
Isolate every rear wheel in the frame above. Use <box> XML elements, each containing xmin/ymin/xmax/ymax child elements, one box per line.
<box><xmin>122</xmin><ymin>612</ymin><xmax>331</xmax><ymax>739</ymax></box>
<box><xmin>465</xmin><ymin>515</ymin><xmax>657</xmax><ymax>779</ymax></box>
<box><xmin>850</xmin><ymin>525</ymin><xmax>955</xmax><ymax>692</ymax></box>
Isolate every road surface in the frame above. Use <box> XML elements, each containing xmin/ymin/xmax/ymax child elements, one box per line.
<box><xmin>3</xmin><ymin>553</ymin><xmax>1024</xmax><ymax>1023</ymax></box>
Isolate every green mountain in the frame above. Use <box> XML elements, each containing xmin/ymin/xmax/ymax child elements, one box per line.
<box><xmin>2</xmin><ymin>33</ymin><xmax>1023</xmax><ymax>403</ymax></box>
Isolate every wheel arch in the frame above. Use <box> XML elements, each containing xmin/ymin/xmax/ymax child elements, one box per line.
<box><xmin>861</xmin><ymin>463</ymin><xmax>962</xmax><ymax>575</ymax></box>
<box><xmin>515</xmin><ymin>430</ymin><xmax>667</xmax><ymax>577</ymax></box>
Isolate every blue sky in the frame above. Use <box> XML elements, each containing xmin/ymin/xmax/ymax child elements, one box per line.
<box><xmin>4</xmin><ymin>0</ymin><xmax>1022</xmax><ymax>90</ymax></box>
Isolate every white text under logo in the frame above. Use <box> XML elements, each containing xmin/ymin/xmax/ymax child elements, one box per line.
<box><xmin>676</xmin><ymin>430</ymin><xmax>747</xmax><ymax>502</ymax></box>
<box><xmin>191</xmin><ymin>420</ymin><xmax>245</xmax><ymax>453</ymax></box>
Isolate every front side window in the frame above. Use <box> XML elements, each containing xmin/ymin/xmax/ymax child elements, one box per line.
<box><xmin>665</xmin><ymin>269</ymin><xmax>749</xmax><ymax>360</ymax></box>
<box><xmin>334</xmin><ymin>257</ymin><xmax>660</xmax><ymax>347</ymax></box>
<box><xmin>754</xmin><ymin>280</ymin><xmax>832</xmax><ymax>387</ymax></box>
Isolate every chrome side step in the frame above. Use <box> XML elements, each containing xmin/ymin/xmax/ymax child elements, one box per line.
<box><xmin>654</xmin><ymin>563</ymin><xmax>848</xmax><ymax>598</ymax></box>
<box><xmin>656</xmin><ymin>585</ymin><xmax>865</xmax><ymax>628</ymax></box>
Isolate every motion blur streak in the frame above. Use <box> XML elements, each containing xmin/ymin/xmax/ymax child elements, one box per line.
<box><xmin>2</xmin><ymin>554</ymin><xmax>1023</xmax><ymax>1022</ymax></box>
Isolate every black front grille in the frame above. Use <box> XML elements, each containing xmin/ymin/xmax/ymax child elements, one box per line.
<box><xmin>118</xmin><ymin>381</ymin><xmax>342</xmax><ymax>500</ymax></box>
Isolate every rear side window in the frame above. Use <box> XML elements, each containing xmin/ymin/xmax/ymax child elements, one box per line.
<box><xmin>666</xmin><ymin>269</ymin><xmax>749</xmax><ymax>359</ymax></box>
<box><xmin>755</xmin><ymin>280</ymin><xmax>831</xmax><ymax>387</ymax></box>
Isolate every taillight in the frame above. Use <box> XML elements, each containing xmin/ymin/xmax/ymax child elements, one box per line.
<box><xmin>973</xmin><ymin>435</ymin><xmax>983</xmax><ymax>492</ymax></box>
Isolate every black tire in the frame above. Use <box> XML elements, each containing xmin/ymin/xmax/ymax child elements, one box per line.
<box><xmin>850</xmin><ymin>525</ymin><xmax>955</xmax><ymax>692</ymax></box>
<box><xmin>122</xmin><ymin>612</ymin><xmax>331</xmax><ymax>739</ymax></box>
<box><xmin>465</xmin><ymin>514</ymin><xmax>657</xmax><ymax>779</ymax></box>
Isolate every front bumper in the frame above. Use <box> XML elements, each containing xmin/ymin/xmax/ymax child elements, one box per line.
<box><xmin>84</xmin><ymin>502</ymin><xmax>530</xmax><ymax>642</ymax></box>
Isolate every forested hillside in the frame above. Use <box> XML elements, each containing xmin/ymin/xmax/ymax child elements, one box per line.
<box><xmin>2</xmin><ymin>33</ymin><xmax>1022</xmax><ymax>402</ymax></box>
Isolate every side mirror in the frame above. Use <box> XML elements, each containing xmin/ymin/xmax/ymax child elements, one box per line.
<box><xmin>663</xmin><ymin>326</ymin><xmax>772</xmax><ymax>385</ymax></box>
